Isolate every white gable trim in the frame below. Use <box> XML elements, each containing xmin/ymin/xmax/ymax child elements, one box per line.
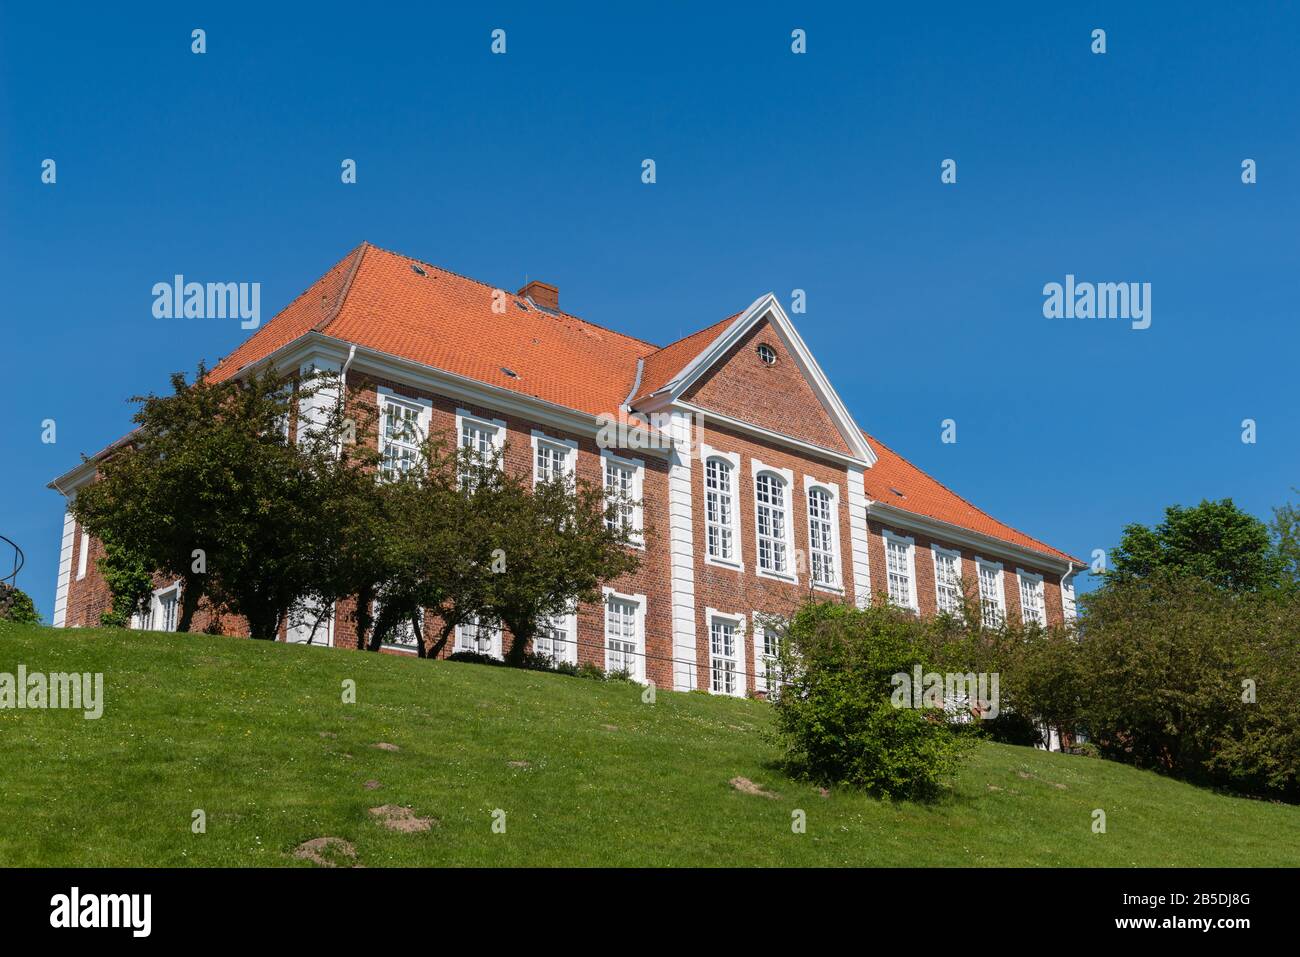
<box><xmin>635</xmin><ymin>294</ymin><xmax>876</xmax><ymax>465</ymax></box>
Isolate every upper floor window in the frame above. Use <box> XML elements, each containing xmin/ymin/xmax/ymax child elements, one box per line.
<box><xmin>806</xmin><ymin>484</ymin><xmax>839</xmax><ymax>588</ymax></box>
<box><xmin>76</xmin><ymin>530</ymin><xmax>90</xmax><ymax>581</ymax></box>
<box><xmin>883</xmin><ymin>531</ymin><xmax>916</xmax><ymax>610</ymax></box>
<box><xmin>705</xmin><ymin>457</ymin><xmax>736</xmax><ymax>561</ymax></box>
<box><xmin>602</xmin><ymin>452</ymin><xmax>643</xmax><ymax>542</ymax></box>
<box><xmin>932</xmin><ymin>546</ymin><xmax>962</xmax><ymax>615</ymax></box>
<box><xmin>1018</xmin><ymin>570</ymin><xmax>1046</xmax><ymax>626</ymax></box>
<box><xmin>755</xmin><ymin>470</ymin><xmax>790</xmax><ymax>576</ymax></box>
<box><xmin>756</xmin><ymin>342</ymin><xmax>777</xmax><ymax>365</ymax></box>
<box><xmin>457</xmin><ymin>409</ymin><xmax>505</xmax><ymax>487</ymax></box>
<box><xmin>379</xmin><ymin>397</ymin><xmax>423</xmax><ymax>481</ymax></box>
<box><xmin>532</xmin><ymin>431</ymin><xmax>575</xmax><ymax>486</ymax></box>
<box><xmin>977</xmin><ymin>560</ymin><xmax>1005</xmax><ymax>628</ymax></box>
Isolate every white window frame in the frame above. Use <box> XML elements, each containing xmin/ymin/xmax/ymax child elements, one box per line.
<box><xmin>134</xmin><ymin>581</ymin><xmax>181</xmax><ymax>633</ymax></box>
<box><xmin>377</xmin><ymin>387</ymin><xmax>432</xmax><ymax>482</ymax></box>
<box><xmin>752</xmin><ymin>613</ymin><xmax>787</xmax><ymax>695</ymax></box>
<box><xmin>456</xmin><ymin>408</ymin><xmax>506</xmax><ymax>482</ymax></box>
<box><xmin>705</xmin><ymin>608</ymin><xmax>746</xmax><ymax>698</ymax></box>
<box><xmin>1017</xmin><ymin>569</ymin><xmax>1047</xmax><ymax>626</ymax></box>
<box><xmin>286</xmin><ymin>597</ymin><xmax>335</xmax><ymax>647</ymax></box>
<box><xmin>602</xmin><ymin>587</ymin><xmax>646</xmax><ymax>682</ymax></box>
<box><xmin>455</xmin><ymin>615</ymin><xmax>502</xmax><ymax>659</ymax></box>
<box><xmin>600</xmin><ymin>450</ymin><xmax>645</xmax><ymax>546</ymax></box>
<box><xmin>371</xmin><ymin>595</ymin><xmax>420</xmax><ymax>654</ymax></box>
<box><xmin>803</xmin><ymin>477</ymin><xmax>842</xmax><ymax>592</ymax></box>
<box><xmin>931</xmin><ymin>544</ymin><xmax>963</xmax><ymax>616</ymax></box>
<box><xmin>882</xmin><ymin>529</ymin><xmax>918</xmax><ymax>612</ymax></box>
<box><xmin>75</xmin><ymin>529</ymin><xmax>90</xmax><ymax>581</ymax></box>
<box><xmin>534</xmin><ymin>610</ymin><xmax>578</xmax><ymax>665</ymax></box>
<box><xmin>701</xmin><ymin>445</ymin><xmax>743</xmax><ymax>570</ymax></box>
<box><xmin>530</xmin><ymin>430</ymin><xmax>578</xmax><ymax>486</ymax></box>
<box><xmin>752</xmin><ymin>459</ymin><xmax>796</xmax><ymax>582</ymax></box>
<box><xmin>976</xmin><ymin>557</ymin><xmax>1006</xmax><ymax>628</ymax></box>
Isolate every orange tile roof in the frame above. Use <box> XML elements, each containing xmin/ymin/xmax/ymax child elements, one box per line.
<box><xmin>187</xmin><ymin>242</ymin><xmax>1076</xmax><ymax>565</ymax></box>
<box><xmin>633</xmin><ymin>313</ymin><xmax>739</xmax><ymax>405</ymax></box>
<box><xmin>862</xmin><ymin>432</ymin><xmax>1081</xmax><ymax>564</ymax></box>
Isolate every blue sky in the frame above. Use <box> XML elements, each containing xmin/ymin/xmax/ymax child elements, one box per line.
<box><xmin>2</xmin><ymin>2</ymin><xmax>1297</xmax><ymax>619</ymax></box>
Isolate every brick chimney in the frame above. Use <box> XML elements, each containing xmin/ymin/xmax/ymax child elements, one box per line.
<box><xmin>518</xmin><ymin>280</ymin><xmax>559</xmax><ymax>311</ymax></box>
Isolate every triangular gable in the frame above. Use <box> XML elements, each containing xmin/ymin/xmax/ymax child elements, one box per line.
<box><xmin>633</xmin><ymin>294</ymin><xmax>875</xmax><ymax>464</ymax></box>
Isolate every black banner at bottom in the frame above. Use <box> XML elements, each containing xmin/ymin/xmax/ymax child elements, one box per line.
<box><xmin>0</xmin><ymin>866</ymin><xmax>1286</xmax><ymax>942</ymax></box>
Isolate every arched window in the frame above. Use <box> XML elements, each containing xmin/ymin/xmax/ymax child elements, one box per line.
<box><xmin>807</xmin><ymin>486</ymin><xmax>837</xmax><ymax>586</ymax></box>
<box><xmin>704</xmin><ymin>457</ymin><xmax>735</xmax><ymax>560</ymax></box>
<box><xmin>755</xmin><ymin>472</ymin><xmax>788</xmax><ymax>574</ymax></box>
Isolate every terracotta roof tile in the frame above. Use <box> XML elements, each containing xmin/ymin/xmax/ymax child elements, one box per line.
<box><xmin>861</xmin><ymin>431</ymin><xmax>1081</xmax><ymax>565</ymax></box>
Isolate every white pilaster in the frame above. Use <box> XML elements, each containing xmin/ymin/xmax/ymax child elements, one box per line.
<box><xmin>52</xmin><ymin>506</ymin><xmax>76</xmax><ymax>628</ymax></box>
<box><xmin>846</xmin><ymin>466</ymin><xmax>872</xmax><ymax>608</ymax></box>
<box><xmin>667</xmin><ymin>411</ymin><xmax>698</xmax><ymax>691</ymax></box>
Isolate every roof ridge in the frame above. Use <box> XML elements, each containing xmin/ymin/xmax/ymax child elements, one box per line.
<box><xmin>312</xmin><ymin>241</ymin><xmax>369</xmax><ymax>334</ymax></box>
<box><xmin>360</xmin><ymin>241</ymin><xmax>661</xmax><ymax>350</ymax></box>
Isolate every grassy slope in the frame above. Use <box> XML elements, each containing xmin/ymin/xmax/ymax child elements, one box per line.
<box><xmin>0</xmin><ymin>621</ymin><xmax>1295</xmax><ymax>867</ymax></box>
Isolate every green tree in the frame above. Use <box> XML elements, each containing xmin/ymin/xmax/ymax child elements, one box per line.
<box><xmin>96</xmin><ymin>539</ymin><xmax>154</xmax><ymax>627</ymax></box>
<box><xmin>1269</xmin><ymin>490</ymin><xmax>1300</xmax><ymax>590</ymax></box>
<box><xmin>73</xmin><ymin>364</ymin><xmax>356</xmax><ymax>639</ymax></box>
<box><xmin>1107</xmin><ymin>498</ymin><xmax>1283</xmax><ymax>592</ymax></box>
<box><xmin>483</xmin><ymin>464</ymin><xmax>642</xmax><ymax>667</ymax></box>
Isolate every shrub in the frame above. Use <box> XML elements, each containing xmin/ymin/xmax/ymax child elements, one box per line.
<box><xmin>0</xmin><ymin>585</ymin><xmax>40</xmax><ymax>625</ymax></box>
<box><xmin>446</xmin><ymin>651</ymin><xmax>504</xmax><ymax>667</ymax></box>
<box><xmin>1076</xmin><ymin>573</ymin><xmax>1300</xmax><ymax>800</ymax></box>
<box><xmin>576</xmin><ymin>662</ymin><xmax>607</xmax><ymax>681</ymax></box>
<box><xmin>771</xmin><ymin>602</ymin><xmax>971</xmax><ymax>801</ymax></box>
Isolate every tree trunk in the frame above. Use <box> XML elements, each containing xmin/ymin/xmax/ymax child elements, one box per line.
<box><xmin>354</xmin><ymin>583</ymin><xmax>375</xmax><ymax>650</ymax></box>
<box><xmin>247</xmin><ymin>606</ymin><xmax>281</xmax><ymax>640</ymax></box>
<box><xmin>427</xmin><ymin>620</ymin><xmax>457</xmax><ymax>659</ymax></box>
<box><xmin>177</xmin><ymin>575</ymin><xmax>203</xmax><ymax>633</ymax></box>
<box><xmin>505</xmin><ymin>620</ymin><xmax>535</xmax><ymax>668</ymax></box>
<box><xmin>411</xmin><ymin>613</ymin><xmax>426</xmax><ymax>658</ymax></box>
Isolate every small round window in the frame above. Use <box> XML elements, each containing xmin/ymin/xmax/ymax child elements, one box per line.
<box><xmin>756</xmin><ymin>343</ymin><xmax>777</xmax><ymax>365</ymax></box>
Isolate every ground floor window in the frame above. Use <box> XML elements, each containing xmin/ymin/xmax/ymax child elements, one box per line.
<box><xmin>708</xmin><ymin>615</ymin><xmax>743</xmax><ymax>696</ymax></box>
<box><xmin>134</xmin><ymin>583</ymin><xmax>180</xmax><ymax>633</ymax></box>
<box><xmin>534</xmin><ymin>613</ymin><xmax>576</xmax><ymax>665</ymax></box>
<box><xmin>603</xmin><ymin>591</ymin><xmax>644</xmax><ymax>680</ymax></box>
<box><xmin>753</xmin><ymin>614</ymin><xmax>786</xmax><ymax>695</ymax></box>
<box><xmin>456</xmin><ymin>616</ymin><xmax>501</xmax><ymax>658</ymax></box>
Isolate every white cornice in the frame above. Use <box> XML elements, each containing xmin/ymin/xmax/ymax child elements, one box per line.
<box><xmin>634</xmin><ymin>294</ymin><xmax>876</xmax><ymax>466</ymax></box>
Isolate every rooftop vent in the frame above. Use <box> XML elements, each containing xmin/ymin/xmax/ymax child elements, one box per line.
<box><xmin>517</xmin><ymin>280</ymin><xmax>559</xmax><ymax>311</ymax></box>
<box><xmin>889</xmin><ymin>487</ymin><xmax>906</xmax><ymax>498</ymax></box>
<box><xmin>411</xmin><ymin>263</ymin><xmax>427</xmax><ymax>276</ymax></box>
<box><xmin>501</xmin><ymin>366</ymin><xmax>519</xmax><ymax>378</ymax></box>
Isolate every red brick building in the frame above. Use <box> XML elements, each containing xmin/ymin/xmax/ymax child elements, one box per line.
<box><xmin>49</xmin><ymin>242</ymin><xmax>1082</xmax><ymax>694</ymax></box>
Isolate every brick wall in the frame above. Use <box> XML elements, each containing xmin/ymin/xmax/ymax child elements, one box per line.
<box><xmin>56</xmin><ymin>357</ymin><xmax>1070</xmax><ymax>695</ymax></box>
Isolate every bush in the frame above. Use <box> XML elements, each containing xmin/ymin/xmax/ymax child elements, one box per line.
<box><xmin>0</xmin><ymin>585</ymin><xmax>40</xmax><ymax>625</ymax></box>
<box><xmin>446</xmin><ymin>651</ymin><xmax>504</xmax><ymax>667</ymax></box>
<box><xmin>771</xmin><ymin>602</ymin><xmax>971</xmax><ymax>801</ymax></box>
<box><xmin>1075</xmin><ymin>573</ymin><xmax>1300</xmax><ymax>800</ymax></box>
<box><xmin>576</xmin><ymin>662</ymin><xmax>607</xmax><ymax>681</ymax></box>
